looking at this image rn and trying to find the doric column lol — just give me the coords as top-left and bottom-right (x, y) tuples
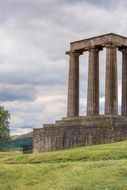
(87, 47), (100, 115)
(105, 45), (118, 115)
(121, 48), (127, 115)
(67, 51), (80, 117)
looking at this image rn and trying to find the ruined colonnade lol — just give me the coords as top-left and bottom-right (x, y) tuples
(67, 37), (127, 117)
(33, 33), (127, 153)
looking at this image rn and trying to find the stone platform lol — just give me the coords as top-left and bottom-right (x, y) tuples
(33, 115), (127, 152)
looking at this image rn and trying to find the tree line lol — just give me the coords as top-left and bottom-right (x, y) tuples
(0, 106), (10, 143)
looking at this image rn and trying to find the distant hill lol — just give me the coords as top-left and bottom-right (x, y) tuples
(11, 131), (33, 140)
(0, 131), (33, 151)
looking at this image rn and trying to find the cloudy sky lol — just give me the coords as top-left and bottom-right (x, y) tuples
(0, 0), (127, 135)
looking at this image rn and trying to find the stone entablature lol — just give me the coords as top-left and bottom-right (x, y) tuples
(70, 33), (127, 51)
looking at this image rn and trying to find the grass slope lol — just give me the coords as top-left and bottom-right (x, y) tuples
(0, 141), (127, 190)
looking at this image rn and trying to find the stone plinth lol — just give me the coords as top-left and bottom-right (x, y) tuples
(33, 116), (127, 152)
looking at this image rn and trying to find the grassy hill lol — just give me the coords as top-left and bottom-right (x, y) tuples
(0, 141), (127, 190)
(11, 131), (33, 140)
(0, 132), (33, 151)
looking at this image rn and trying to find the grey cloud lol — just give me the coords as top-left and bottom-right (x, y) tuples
(0, 0), (63, 22)
(0, 0), (126, 134)
(62, 0), (127, 10)
(0, 84), (37, 101)
(0, 65), (67, 85)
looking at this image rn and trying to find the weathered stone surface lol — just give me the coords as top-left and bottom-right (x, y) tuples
(33, 116), (127, 152)
(67, 52), (80, 117)
(105, 45), (118, 115)
(121, 48), (127, 115)
(70, 33), (127, 52)
(87, 47), (100, 115)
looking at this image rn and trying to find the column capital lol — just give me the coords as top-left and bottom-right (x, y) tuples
(119, 48), (127, 53)
(118, 46), (127, 52)
(66, 50), (83, 56)
(88, 45), (103, 52)
(105, 44), (118, 49)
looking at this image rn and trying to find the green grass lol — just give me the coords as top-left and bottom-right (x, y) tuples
(0, 140), (127, 164)
(0, 141), (127, 190)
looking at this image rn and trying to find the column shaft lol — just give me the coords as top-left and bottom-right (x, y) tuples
(121, 49), (127, 115)
(67, 52), (80, 117)
(87, 48), (99, 115)
(105, 45), (118, 115)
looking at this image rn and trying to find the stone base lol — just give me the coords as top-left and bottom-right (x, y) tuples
(33, 115), (127, 152)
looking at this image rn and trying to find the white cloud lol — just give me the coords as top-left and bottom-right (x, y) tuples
(0, 0), (126, 134)
(1, 84), (67, 135)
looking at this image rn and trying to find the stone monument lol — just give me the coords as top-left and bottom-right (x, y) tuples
(33, 33), (127, 152)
